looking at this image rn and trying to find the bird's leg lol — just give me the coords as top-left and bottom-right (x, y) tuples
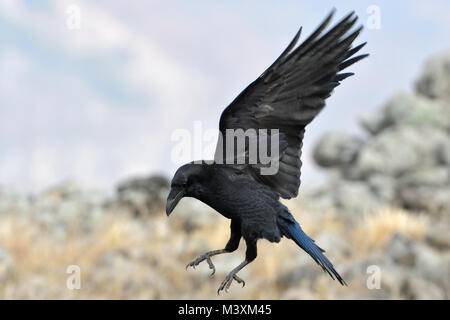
(217, 238), (256, 294)
(186, 219), (241, 276)
(186, 249), (227, 276)
(217, 260), (249, 294)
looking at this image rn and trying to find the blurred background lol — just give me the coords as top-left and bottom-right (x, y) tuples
(0, 0), (449, 299)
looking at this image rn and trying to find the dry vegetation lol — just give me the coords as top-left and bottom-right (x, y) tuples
(0, 197), (443, 299)
(352, 208), (428, 254)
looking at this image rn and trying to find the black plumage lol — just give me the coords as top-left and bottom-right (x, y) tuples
(166, 10), (367, 293)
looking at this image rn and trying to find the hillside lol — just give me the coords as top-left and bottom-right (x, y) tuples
(0, 51), (449, 299)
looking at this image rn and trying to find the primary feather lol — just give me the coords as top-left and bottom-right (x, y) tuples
(215, 9), (368, 199)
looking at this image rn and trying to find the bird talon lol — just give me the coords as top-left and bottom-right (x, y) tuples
(217, 272), (245, 294)
(233, 274), (245, 287)
(186, 254), (216, 276)
(206, 257), (216, 276)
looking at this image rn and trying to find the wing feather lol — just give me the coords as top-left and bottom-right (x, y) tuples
(215, 10), (368, 198)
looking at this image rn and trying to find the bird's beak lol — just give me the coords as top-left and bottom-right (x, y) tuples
(166, 187), (185, 216)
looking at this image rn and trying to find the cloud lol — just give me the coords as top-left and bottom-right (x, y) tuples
(0, 1), (449, 193)
(0, 0), (207, 192)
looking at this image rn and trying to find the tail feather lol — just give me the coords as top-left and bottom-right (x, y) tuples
(278, 209), (347, 286)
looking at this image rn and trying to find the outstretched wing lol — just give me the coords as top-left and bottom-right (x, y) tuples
(214, 10), (368, 199)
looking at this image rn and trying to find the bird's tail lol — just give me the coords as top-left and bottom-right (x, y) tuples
(277, 207), (347, 285)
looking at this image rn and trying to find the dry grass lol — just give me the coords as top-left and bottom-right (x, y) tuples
(282, 199), (343, 235)
(352, 207), (428, 254)
(0, 204), (434, 299)
(0, 214), (136, 274)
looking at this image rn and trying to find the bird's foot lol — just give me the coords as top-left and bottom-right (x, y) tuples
(217, 271), (245, 295)
(186, 253), (216, 276)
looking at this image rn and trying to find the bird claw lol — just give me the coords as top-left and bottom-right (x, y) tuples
(217, 273), (245, 295)
(186, 255), (216, 276)
(206, 257), (216, 276)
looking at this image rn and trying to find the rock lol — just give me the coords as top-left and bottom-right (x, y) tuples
(116, 174), (170, 216)
(313, 132), (363, 167)
(440, 256), (450, 292)
(386, 233), (416, 267)
(29, 181), (108, 238)
(400, 277), (445, 300)
(313, 52), (450, 215)
(426, 234), (450, 251)
(355, 125), (446, 178)
(0, 247), (15, 284)
(300, 177), (383, 216)
(331, 180), (382, 215)
(297, 178), (339, 212)
(437, 139), (450, 165)
(276, 265), (319, 289)
(426, 218), (450, 251)
(0, 187), (31, 214)
(399, 167), (450, 188)
(40, 180), (83, 203)
(399, 186), (450, 213)
(359, 109), (388, 135)
(395, 167), (450, 213)
(367, 175), (397, 203)
(314, 231), (352, 258)
(171, 197), (220, 232)
(412, 243), (448, 285)
(361, 92), (450, 135)
(342, 250), (402, 295)
(343, 234), (449, 300)
(386, 233), (448, 286)
(416, 49), (450, 101)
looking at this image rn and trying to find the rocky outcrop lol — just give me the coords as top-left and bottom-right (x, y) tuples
(416, 49), (450, 101)
(114, 174), (170, 216)
(311, 51), (450, 216)
(313, 132), (363, 168)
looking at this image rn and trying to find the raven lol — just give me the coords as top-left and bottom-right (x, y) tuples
(166, 10), (368, 294)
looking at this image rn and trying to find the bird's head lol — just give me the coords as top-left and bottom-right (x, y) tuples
(165, 162), (207, 216)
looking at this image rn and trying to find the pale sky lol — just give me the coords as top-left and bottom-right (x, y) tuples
(0, 0), (449, 193)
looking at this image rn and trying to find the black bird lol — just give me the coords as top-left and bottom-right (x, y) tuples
(166, 10), (368, 294)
